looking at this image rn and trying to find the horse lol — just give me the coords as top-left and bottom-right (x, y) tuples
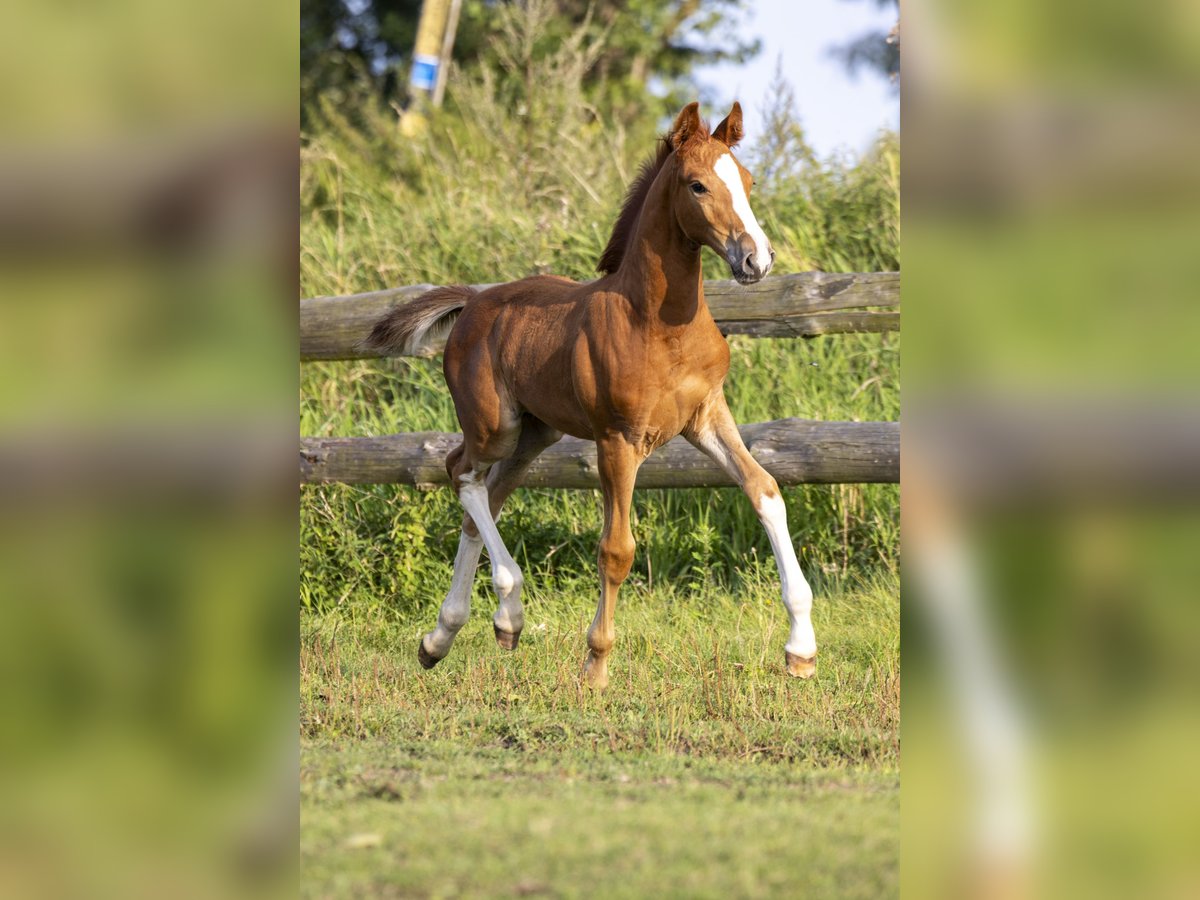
(366, 101), (817, 689)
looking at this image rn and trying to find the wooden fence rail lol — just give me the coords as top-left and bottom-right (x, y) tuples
(301, 272), (900, 487)
(300, 271), (899, 361)
(301, 418), (899, 488)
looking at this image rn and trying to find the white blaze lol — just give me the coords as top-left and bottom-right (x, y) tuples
(714, 153), (771, 267)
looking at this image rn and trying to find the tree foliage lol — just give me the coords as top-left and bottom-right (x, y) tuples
(829, 0), (899, 87)
(301, 0), (759, 124)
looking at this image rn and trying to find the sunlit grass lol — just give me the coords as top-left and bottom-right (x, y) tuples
(302, 576), (899, 761)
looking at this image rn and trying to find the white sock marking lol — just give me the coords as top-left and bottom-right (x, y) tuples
(758, 493), (816, 658)
(916, 530), (1033, 860)
(714, 153), (771, 266)
(690, 424), (812, 657)
(424, 530), (483, 657)
(458, 477), (525, 635)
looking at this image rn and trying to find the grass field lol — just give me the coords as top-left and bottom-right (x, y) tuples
(301, 575), (899, 897)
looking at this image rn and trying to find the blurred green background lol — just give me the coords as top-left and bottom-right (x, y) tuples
(20, 0), (1200, 897)
(904, 1), (1200, 898)
(0, 1), (296, 898)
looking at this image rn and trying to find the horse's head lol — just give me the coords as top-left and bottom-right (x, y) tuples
(667, 101), (774, 284)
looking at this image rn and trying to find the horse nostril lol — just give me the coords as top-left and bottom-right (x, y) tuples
(769, 248), (776, 262)
(743, 252), (756, 272)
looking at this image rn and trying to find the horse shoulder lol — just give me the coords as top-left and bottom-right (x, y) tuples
(684, 315), (731, 381)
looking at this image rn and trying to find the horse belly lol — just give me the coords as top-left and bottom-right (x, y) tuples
(506, 344), (594, 439)
(518, 393), (594, 442)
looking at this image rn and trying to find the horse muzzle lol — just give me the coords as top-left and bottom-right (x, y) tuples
(726, 233), (775, 284)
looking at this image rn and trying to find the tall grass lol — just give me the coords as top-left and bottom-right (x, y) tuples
(300, 6), (899, 617)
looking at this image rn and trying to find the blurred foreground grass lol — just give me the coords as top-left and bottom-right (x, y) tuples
(303, 742), (898, 899)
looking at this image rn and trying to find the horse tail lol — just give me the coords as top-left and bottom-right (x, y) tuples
(362, 285), (478, 357)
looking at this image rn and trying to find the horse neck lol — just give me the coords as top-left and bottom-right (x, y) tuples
(616, 173), (704, 325)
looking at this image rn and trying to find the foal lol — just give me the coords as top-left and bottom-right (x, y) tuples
(367, 102), (817, 688)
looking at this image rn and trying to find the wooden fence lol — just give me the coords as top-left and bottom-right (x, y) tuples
(300, 272), (900, 487)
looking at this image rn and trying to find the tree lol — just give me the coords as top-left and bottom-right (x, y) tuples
(829, 0), (899, 88)
(301, 0), (424, 115)
(301, 0), (760, 124)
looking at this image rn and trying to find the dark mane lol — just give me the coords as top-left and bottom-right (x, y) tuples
(596, 137), (674, 275)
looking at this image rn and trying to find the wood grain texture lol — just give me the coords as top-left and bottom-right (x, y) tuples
(300, 418), (899, 487)
(300, 272), (900, 361)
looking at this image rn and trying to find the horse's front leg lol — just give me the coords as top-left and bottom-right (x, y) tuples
(582, 436), (642, 690)
(685, 391), (817, 678)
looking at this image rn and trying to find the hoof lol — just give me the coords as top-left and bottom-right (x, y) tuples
(416, 636), (442, 670)
(581, 656), (609, 691)
(493, 624), (520, 651)
(581, 673), (609, 691)
(785, 651), (817, 679)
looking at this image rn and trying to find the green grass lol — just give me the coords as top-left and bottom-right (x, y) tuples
(301, 576), (899, 896)
(303, 743), (898, 899)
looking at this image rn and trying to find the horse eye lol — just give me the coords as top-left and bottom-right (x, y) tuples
(690, 181), (707, 195)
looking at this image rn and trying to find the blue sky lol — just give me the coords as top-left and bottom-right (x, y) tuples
(695, 0), (899, 159)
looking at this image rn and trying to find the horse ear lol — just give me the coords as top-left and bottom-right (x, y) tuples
(714, 101), (744, 148)
(668, 102), (702, 150)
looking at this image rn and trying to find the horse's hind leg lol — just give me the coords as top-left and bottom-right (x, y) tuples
(417, 418), (560, 668)
(473, 416), (561, 648)
(417, 443), (481, 667)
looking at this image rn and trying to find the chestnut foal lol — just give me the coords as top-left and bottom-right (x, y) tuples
(367, 102), (817, 687)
